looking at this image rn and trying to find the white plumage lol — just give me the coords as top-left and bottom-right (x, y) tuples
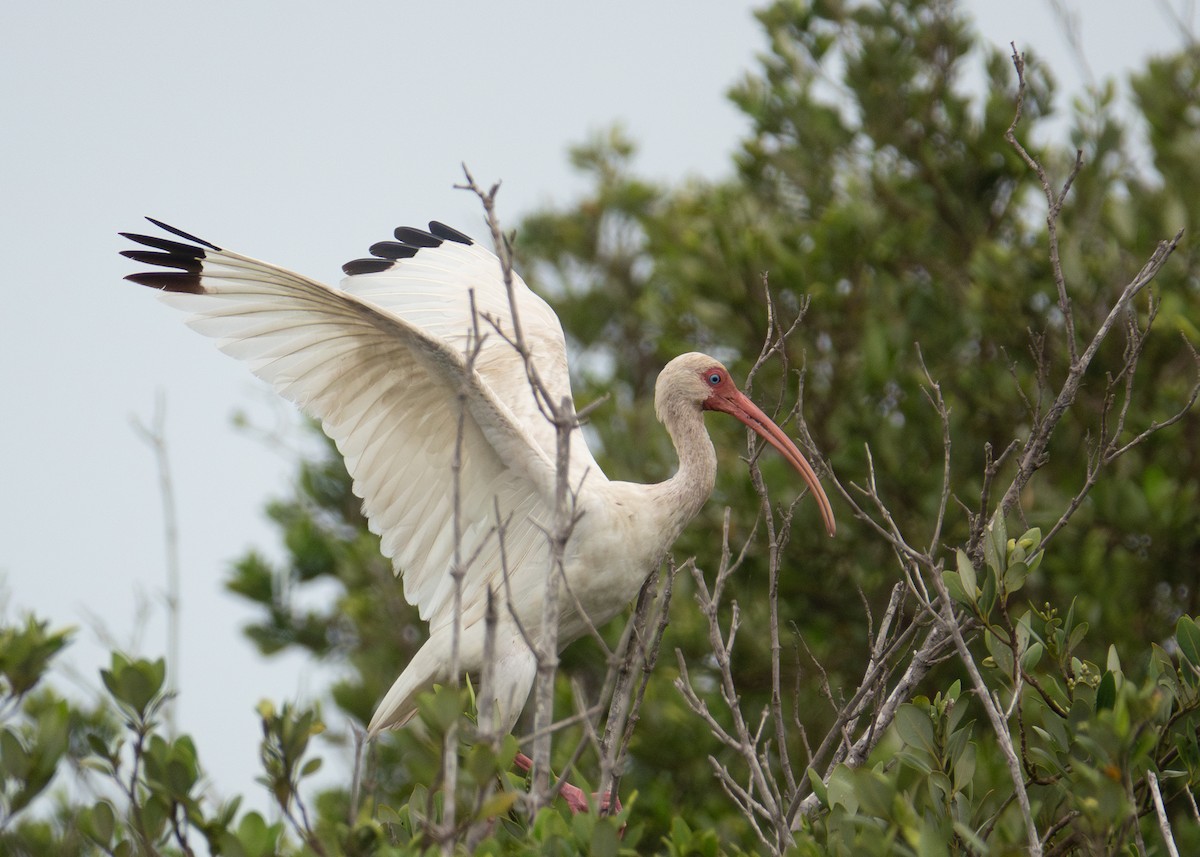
(121, 218), (835, 738)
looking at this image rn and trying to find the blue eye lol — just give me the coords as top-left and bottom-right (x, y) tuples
(708, 372), (722, 385)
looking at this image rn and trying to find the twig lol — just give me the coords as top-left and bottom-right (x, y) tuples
(792, 620), (950, 822)
(1000, 227), (1185, 516)
(1005, 44), (1083, 365)
(597, 566), (668, 812)
(349, 727), (365, 824)
(458, 167), (586, 814)
(929, 568), (1042, 855)
(1148, 770), (1180, 857)
(131, 390), (181, 738)
(438, 285), (486, 848)
(676, 508), (801, 851)
(915, 346), (954, 556)
(606, 561), (677, 807)
(742, 371), (798, 801)
(477, 588), (499, 744)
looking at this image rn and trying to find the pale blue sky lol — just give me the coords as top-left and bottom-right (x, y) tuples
(1, 0), (1191, 816)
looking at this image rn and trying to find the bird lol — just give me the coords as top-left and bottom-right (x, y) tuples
(119, 217), (836, 745)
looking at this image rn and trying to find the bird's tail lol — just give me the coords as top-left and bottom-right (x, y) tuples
(366, 642), (443, 738)
(366, 623), (540, 739)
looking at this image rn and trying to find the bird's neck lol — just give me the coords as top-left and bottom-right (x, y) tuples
(651, 402), (718, 541)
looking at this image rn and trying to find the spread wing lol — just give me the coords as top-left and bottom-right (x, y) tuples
(121, 219), (598, 635)
(338, 223), (599, 483)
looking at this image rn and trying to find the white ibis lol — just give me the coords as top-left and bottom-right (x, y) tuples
(120, 218), (836, 745)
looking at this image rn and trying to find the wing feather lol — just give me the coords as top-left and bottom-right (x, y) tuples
(339, 234), (599, 483)
(123, 221), (588, 632)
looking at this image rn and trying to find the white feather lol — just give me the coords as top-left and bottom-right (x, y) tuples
(147, 236), (599, 731)
(125, 220), (834, 739)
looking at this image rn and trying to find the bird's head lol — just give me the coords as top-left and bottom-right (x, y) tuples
(656, 352), (836, 537)
(654, 352), (728, 416)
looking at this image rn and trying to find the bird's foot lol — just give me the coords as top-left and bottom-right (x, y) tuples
(513, 752), (622, 816)
(559, 780), (622, 816)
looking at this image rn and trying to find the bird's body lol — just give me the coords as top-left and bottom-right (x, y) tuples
(121, 218), (834, 739)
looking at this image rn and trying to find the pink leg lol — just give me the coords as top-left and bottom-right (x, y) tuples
(513, 752), (621, 815)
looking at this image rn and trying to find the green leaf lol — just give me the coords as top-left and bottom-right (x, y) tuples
(1002, 560), (1029, 595)
(477, 790), (518, 820)
(897, 748), (934, 775)
(806, 766), (828, 808)
(984, 513), (1007, 573)
(417, 685), (464, 732)
(1015, 613), (1031, 653)
(1021, 641), (1045, 671)
(81, 800), (116, 845)
(956, 548), (977, 602)
(942, 570), (969, 606)
(222, 811), (279, 857)
(826, 765), (859, 814)
(99, 652), (130, 699)
(225, 553), (276, 605)
(140, 792), (168, 841)
(952, 820), (989, 854)
(101, 655), (166, 718)
(979, 567), (998, 619)
(1096, 671), (1117, 711)
(895, 704), (937, 757)
(1028, 746), (1068, 777)
(86, 731), (115, 762)
(1150, 643), (1179, 695)
(1068, 621), (1090, 654)
(952, 742), (976, 792)
(993, 513), (1008, 554)
(1017, 527), (1042, 551)
(170, 755), (200, 798)
(984, 628), (1014, 675)
(0, 617), (74, 698)
(1176, 616), (1200, 669)
(669, 816), (692, 848)
(0, 727), (30, 779)
(852, 767), (896, 818)
(590, 817), (621, 857)
(1106, 644), (1122, 676)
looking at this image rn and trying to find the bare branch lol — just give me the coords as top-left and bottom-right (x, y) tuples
(929, 568), (1042, 855)
(997, 227), (1183, 519)
(457, 170), (593, 813)
(130, 390), (182, 738)
(1006, 44), (1083, 364)
(1148, 770), (1181, 857)
(599, 563), (677, 812)
(915, 346), (954, 556)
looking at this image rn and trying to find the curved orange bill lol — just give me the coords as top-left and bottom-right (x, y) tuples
(707, 389), (836, 537)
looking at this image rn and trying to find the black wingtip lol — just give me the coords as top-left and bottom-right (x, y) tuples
(392, 226), (442, 248)
(429, 221), (472, 245)
(124, 271), (205, 293)
(342, 258), (396, 276)
(339, 221), (473, 276)
(144, 217), (221, 251)
(120, 232), (208, 258)
(119, 249), (202, 272)
(369, 241), (420, 260)
(121, 219), (217, 290)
